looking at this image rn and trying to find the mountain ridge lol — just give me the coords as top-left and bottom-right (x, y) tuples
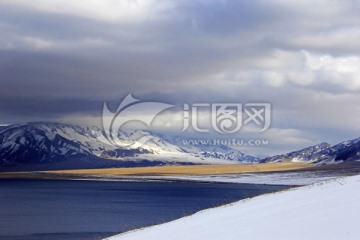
(0, 122), (258, 170)
(261, 138), (360, 164)
(0, 122), (359, 171)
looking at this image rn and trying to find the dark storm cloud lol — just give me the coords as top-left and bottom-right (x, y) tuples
(176, 0), (277, 35)
(1, 0), (360, 153)
(0, 96), (102, 118)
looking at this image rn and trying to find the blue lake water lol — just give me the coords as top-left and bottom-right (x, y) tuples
(0, 180), (291, 240)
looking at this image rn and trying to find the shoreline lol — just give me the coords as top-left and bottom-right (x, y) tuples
(0, 162), (311, 180)
(1, 162), (359, 186)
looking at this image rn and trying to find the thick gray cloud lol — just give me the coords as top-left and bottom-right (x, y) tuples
(0, 0), (359, 155)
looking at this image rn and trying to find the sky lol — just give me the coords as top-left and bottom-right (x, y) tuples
(0, 0), (360, 156)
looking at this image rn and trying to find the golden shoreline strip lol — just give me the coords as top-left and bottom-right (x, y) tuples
(50, 162), (310, 176)
(0, 163), (311, 179)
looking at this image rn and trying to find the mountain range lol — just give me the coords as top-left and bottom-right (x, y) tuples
(0, 122), (359, 171)
(0, 122), (258, 171)
(261, 138), (360, 164)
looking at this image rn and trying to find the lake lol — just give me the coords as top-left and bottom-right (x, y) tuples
(0, 180), (291, 240)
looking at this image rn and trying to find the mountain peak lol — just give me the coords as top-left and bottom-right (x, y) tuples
(317, 142), (331, 148)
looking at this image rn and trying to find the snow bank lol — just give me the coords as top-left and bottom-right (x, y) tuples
(127, 171), (341, 185)
(105, 175), (360, 240)
(95, 171), (345, 185)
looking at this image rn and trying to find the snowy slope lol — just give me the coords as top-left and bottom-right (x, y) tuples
(121, 171), (345, 185)
(105, 175), (360, 240)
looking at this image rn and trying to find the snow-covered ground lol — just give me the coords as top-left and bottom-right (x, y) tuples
(90, 170), (348, 185)
(105, 175), (360, 240)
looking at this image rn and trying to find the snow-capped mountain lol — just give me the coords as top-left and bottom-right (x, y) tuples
(0, 122), (258, 170)
(0, 122), (122, 168)
(310, 137), (360, 164)
(261, 142), (331, 163)
(261, 138), (360, 164)
(2, 122), (357, 170)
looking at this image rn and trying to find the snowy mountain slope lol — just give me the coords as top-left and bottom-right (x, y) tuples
(105, 175), (360, 240)
(0, 122), (257, 168)
(261, 142), (331, 163)
(0, 123), (95, 165)
(261, 138), (360, 165)
(311, 137), (360, 164)
(1, 122), (357, 169)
